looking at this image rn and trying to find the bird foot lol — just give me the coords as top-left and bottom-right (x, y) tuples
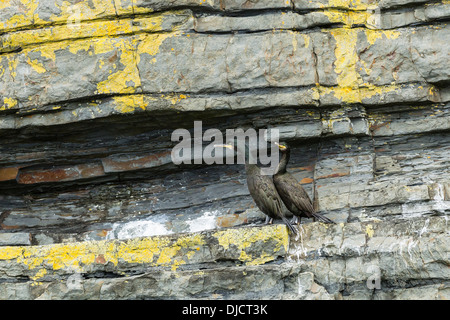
(290, 216), (301, 226)
(264, 216), (274, 225)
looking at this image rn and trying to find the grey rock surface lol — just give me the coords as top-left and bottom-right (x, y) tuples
(0, 0), (449, 300)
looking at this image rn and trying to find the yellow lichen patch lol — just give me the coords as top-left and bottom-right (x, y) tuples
(302, 33), (310, 49)
(1, 97), (19, 111)
(44, 0), (116, 29)
(31, 268), (47, 281)
(0, 1), (190, 34)
(26, 57), (46, 74)
(96, 40), (141, 94)
(0, 0), (38, 32)
(323, 9), (369, 27)
(145, 233), (205, 270)
(322, 10), (346, 25)
(112, 95), (146, 113)
(291, 31), (298, 52)
(319, 84), (400, 104)
(0, 0), (120, 33)
(329, 28), (360, 89)
(1, 20), (127, 54)
(319, 86), (360, 104)
(17, 241), (96, 271)
(327, 0), (375, 11)
(0, 11), (191, 54)
(111, 236), (163, 265)
(137, 32), (175, 57)
(287, 31), (310, 51)
(7, 56), (18, 78)
(365, 224), (375, 238)
(324, 27), (402, 103)
(163, 93), (189, 105)
(0, 226), (289, 279)
(156, 246), (179, 265)
(112, 0), (134, 15)
(428, 85), (440, 101)
(15, 35), (140, 95)
(213, 224), (289, 265)
(310, 86), (321, 102)
(133, 4), (155, 15)
(0, 246), (23, 260)
(358, 84), (400, 100)
(365, 29), (400, 46)
(0, 232), (208, 278)
(246, 253), (277, 266)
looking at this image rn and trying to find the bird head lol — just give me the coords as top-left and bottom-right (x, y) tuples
(213, 143), (234, 151)
(274, 141), (289, 152)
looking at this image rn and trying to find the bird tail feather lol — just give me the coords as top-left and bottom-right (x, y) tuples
(282, 216), (298, 235)
(312, 212), (335, 224)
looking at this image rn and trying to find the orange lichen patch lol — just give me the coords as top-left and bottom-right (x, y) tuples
(97, 230), (109, 238)
(299, 165), (315, 172)
(300, 177), (314, 184)
(316, 172), (350, 179)
(101, 150), (172, 173)
(95, 254), (107, 264)
(0, 167), (20, 182)
(216, 214), (248, 228)
(17, 163), (105, 184)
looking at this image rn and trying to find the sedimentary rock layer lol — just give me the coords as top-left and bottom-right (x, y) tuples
(0, 0), (449, 300)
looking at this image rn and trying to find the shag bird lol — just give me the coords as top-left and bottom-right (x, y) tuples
(273, 142), (335, 224)
(215, 141), (298, 234)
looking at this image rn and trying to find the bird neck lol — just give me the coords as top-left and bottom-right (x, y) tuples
(276, 150), (290, 174)
(245, 162), (260, 175)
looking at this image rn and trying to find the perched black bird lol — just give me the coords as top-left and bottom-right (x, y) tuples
(215, 141), (297, 234)
(273, 142), (335, 225)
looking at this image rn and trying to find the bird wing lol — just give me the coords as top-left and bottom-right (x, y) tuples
(274, 173), (315, 215)
(247, 173), (283, 219)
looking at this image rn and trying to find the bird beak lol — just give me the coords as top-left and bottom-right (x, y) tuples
(214, 144), (234, 150)
(273, 142), (285, 150)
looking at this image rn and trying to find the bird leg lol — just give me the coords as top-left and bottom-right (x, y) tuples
(290, 216), (301, 225)
(265, 216), (273, 225)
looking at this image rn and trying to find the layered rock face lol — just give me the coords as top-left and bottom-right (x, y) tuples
(0, 0), (449, 299)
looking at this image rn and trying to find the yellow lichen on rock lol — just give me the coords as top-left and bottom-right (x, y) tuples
(0, 226), (288, 279)
(329, 28), (361, 89)
(323, 27), (401, 104)
(365, 29), (401, 46)
(0, 232), (206, 278)
(26, 57), (46, 74)
(326, 0), (377, 11)
(137, 32), (176, 57)
(0, 0), (38, 32)
(213, 224), (289, 265)
(112, 95), (146, 113)
(1, 97), (18, 111)
(96, 39), (141, 95)
(0, 10), (192, 54)
(366, 224), (375, 238)
(0, 0), (117, 33)
(319, 0), (404, 105)
(323, 9), (369, 27)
